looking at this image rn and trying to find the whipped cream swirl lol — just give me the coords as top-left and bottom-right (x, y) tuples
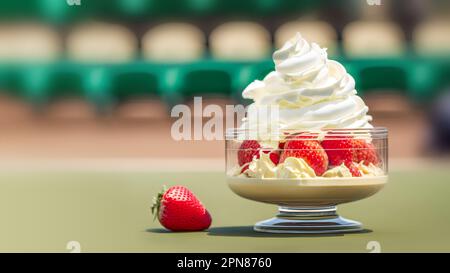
(241, 33), (373, 131)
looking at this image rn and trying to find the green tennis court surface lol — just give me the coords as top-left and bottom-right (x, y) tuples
(0, 169), (449, 252)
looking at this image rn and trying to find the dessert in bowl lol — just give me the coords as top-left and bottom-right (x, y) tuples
(225, 33), (388, 234)
(226, 128), (388, 234)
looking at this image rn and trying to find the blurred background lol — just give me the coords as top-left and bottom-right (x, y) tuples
(0, 0), (449, 170)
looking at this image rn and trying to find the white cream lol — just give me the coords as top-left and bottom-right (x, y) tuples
(322, 163), (353, 178)
(228, 164), (248, 177)
(276, 157), (316, 178)
(235, 157), (385, 179)
(357, 162), (385, 176)
(240, 33), (373, 132)
(244, 151), (277, 178)
(242, 154), (316, 179)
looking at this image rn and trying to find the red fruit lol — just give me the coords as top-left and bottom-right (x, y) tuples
(321, 138), (355, 166)
(352, 139), (379, 165)
(238, 140), (279, 167)
(237, 140), (261, 166)
(240, 150), (279, 174)
(268, 151), (280, 165)
(285, 132), (320, 141)
(151, 186), (212, 232)
(279, 132), (319, 150)
(240, 164), (249, 174)
(280, 140), (328, 176)
(321, 137), (379, 167)
(261, 149), (280, 164)
(346, 162), (362, 177)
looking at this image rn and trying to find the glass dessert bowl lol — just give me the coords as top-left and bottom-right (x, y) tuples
(226, 128), (388, 234)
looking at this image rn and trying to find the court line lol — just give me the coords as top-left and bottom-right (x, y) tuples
(0, 157), (447, 172)
(0, 158), (225, 172)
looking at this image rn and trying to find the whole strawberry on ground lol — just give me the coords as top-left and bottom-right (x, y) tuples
(152, 186), (211, 232)
(280, 139), (328, 176)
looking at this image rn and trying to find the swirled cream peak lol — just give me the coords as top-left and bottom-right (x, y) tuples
(241, 33), (372, 130)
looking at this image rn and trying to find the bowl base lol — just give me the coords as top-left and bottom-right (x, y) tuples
(254, 206), (362, 234)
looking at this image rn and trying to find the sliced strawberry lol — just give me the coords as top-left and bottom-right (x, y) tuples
(240, 164), (249, 174)
(152, 186), (212, 232)
(237, 140), (261, 166)
(261, 150), (280, 165)
(345, 162), (362, 177)
(269, 151), (280, 165)
(280, 140), (328, 176)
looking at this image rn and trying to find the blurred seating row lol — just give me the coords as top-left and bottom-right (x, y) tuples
(0, 20), (449, 112)
(0, 0), (326, 21)
(1, 20), (449, 62)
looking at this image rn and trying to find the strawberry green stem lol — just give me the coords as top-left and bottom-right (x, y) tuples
(151, 186), (167, 221)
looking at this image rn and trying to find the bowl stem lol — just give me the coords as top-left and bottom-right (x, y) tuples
(254, 205), (363, 234)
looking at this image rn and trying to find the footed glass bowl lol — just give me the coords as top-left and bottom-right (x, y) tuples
(225, 128), (388, 234)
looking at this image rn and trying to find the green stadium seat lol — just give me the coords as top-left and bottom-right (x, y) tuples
(182, 69), (231, 99)
(112, 72), (159, 101)
(20, 65), (52, 107)
(360, 66), (408, 93)
(408, 60), (439, 102)
(48, 71), (83, 99)
(82, 67), (115, 114)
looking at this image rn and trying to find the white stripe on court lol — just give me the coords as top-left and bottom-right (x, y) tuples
(0, 157), (447, 172)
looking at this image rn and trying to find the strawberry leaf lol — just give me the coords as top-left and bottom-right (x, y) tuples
(151, 185), (167, 221)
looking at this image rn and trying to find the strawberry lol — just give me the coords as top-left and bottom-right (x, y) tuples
(268, 151), (280, 165)
(321, 137), (355, 166)
(239, 150), (279, 174)
(346, 162), (362, 177)
(237, 140), (261, 166)
(151, 186), (212, 232)
(279, 132), (319, 150)
(280, 140), (328, 176)
(321, 137), (379, 167)
(238, 140), (279, 167)
(352, 139), (379, 166)
(240, 164), (249, 174)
